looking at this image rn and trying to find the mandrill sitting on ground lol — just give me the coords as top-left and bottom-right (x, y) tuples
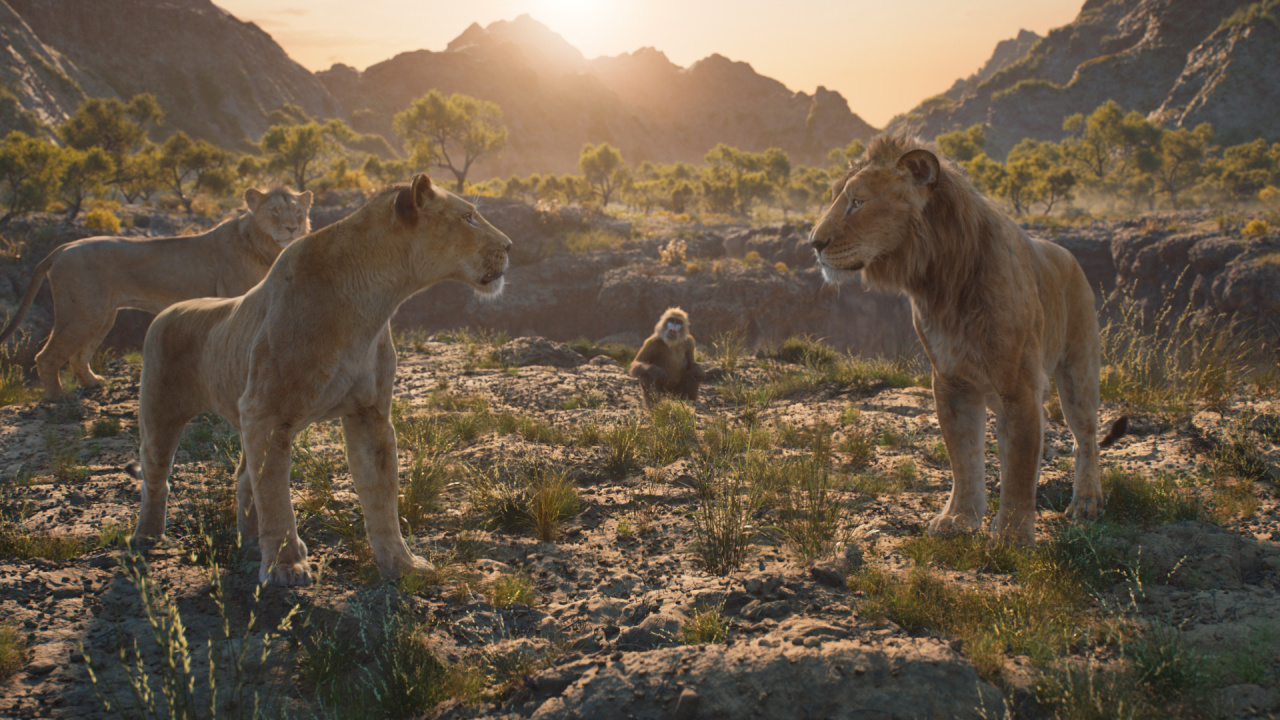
(628, 307), (706, 405)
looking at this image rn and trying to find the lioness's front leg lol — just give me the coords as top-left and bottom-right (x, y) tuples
(233, 451), (258, 545)
(990, 389), (1043, 544)
(928, 377), (987, 536)
(343, 407), (433, 580)
(241, 421), (310, 586)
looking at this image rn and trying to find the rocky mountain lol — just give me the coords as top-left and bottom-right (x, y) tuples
(1, 1), (875, 175)
(889, 0), (1278, 158)
(940, 29), (1042, 102)
(0, 0), (92, 136)
(318, 14), (877, 177)
(3, 0), (343, 150)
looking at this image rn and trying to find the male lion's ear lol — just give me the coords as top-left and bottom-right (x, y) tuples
(298, 190), (313, 211)
(244, 188), (265, 212)
(897, 149), (940, 188)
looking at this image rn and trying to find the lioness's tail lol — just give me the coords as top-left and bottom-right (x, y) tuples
(124, 461), (141, 479)
(1099, 415), (1128, 448)
(0, 245), (66, 345)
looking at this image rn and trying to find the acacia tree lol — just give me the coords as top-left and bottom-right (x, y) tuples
(261, 121), (333, 191)
(578, 142), (627, 206)
(157, 131), (232, 212)
(0, 131), (62, 225)
(1153, 124), (1213, 208)
(57, 147), (115, 221)
(394, 90), (508, 192)
(58, 94), (162, 188)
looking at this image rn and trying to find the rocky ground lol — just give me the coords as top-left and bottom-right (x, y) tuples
(0, 333), (1277, 719)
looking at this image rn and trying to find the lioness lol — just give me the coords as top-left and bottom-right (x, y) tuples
(810, 134), (1123, 543)
(0, 186), (312, 396)
(130, 174), (510, 586)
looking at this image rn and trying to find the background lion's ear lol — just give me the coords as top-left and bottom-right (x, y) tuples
(244, 187), (265, 212)
(298, 190), (313, 210)
(897, 149), (940, 188)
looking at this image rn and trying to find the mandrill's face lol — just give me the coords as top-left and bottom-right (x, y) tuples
(662, 318), (683, 344)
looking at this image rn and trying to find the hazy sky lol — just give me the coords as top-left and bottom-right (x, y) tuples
(217, 0), (1083, 127)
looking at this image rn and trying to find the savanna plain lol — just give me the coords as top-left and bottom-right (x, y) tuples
(0, 205), (1277, 720)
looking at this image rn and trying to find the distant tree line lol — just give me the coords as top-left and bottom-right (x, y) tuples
(935, 100), (1280, 214)
(3, 91), (1279, 230)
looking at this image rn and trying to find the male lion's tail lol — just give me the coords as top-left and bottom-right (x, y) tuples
(0, 245), (66, 345)
(1099, 415), (1128, 449)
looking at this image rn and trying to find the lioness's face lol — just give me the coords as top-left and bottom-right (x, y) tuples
(399, 176), (511, 297)
(250, 187), (313, 247)
(809, 155), (934, 285)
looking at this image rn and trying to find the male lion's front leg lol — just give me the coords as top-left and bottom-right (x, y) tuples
(928, 378), (988, 536)
(343, 407), (434, 579)
(241, 422), (311, 586)
(990, 390), (1043, 544)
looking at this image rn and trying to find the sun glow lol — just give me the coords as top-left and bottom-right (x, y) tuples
(526, 0), (630, 57)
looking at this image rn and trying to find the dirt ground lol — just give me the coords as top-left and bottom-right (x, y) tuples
(0, 338), (1277, 719)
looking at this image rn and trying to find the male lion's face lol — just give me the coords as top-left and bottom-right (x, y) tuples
(249, 187), (313, 247)
(809, 150), (938, 285)
(400, 175), (511, 297)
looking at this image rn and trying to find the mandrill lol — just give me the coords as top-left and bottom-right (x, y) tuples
(629, 307), (706, 404)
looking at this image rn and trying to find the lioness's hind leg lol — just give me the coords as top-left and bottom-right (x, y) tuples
(68, 309), (117, 390)
(133, 411), (196, 543)
(33, 338), (68, 396)
(343, 407), (433, 580)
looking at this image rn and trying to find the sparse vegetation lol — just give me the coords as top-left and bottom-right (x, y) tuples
(681, 604), (729, 645)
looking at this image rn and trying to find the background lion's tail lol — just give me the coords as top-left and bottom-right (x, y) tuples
(0, 245), (64, 345)
(1099, 415), (1128, 448)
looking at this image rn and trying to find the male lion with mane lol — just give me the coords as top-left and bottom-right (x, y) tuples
(128, 174), (511, 585)
(810, 134), (1124, 543)
(0, 186), (312, 396)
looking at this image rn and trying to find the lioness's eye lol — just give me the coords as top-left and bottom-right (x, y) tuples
(463, 212), (478, 227)
(846, 197), (864, 215)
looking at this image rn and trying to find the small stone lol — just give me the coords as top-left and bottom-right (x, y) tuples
(674, 688), (701, 720)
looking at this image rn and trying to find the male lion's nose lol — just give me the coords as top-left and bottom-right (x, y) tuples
(810, 232), (830, 252)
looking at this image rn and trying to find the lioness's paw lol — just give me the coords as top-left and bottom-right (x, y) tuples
(128, 532), (167, 550)
(927, 513), (982, 536)
(406, 555), (435, 576)
(990, 511), (1035, 545)
(1065, 494), (1103, 521)
(260, 561), (314, 587)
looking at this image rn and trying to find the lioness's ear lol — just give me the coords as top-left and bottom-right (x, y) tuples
(897, 149), (939, 188)
(412, 173), (436, 207)
(244, 188), (266, 212)
(298, 190), (313, 211)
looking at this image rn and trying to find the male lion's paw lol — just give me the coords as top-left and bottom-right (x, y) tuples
(1065, 494), (1103, 521)
(260, 560), (314, 587)
(927, 513), (982, 537)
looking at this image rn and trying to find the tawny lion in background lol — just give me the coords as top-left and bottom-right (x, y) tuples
(0, 186), (312, 396)
(128, 174), (511, 586)
(809, 134), (1125, 544)
(629, 307), (706, 405)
